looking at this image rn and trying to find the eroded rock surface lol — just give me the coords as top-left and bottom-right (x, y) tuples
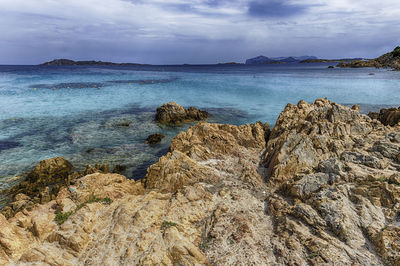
(1, 99), (400, 265)
(155, 102), (208, 125)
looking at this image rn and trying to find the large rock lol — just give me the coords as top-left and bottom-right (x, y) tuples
(144, 121), (269, 191)
(368, 107), (400, 126)
(27, 157), (73, 185)
(262, 99), (400, 265)
(3, 157), (73, 218)
(378, 107), (400, 126)
(263, 99), (375, 184)
(145, 133), (165, 145)
(155, 102), (208, 125)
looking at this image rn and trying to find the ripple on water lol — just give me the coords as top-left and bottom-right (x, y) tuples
(28, 78), (179, 90)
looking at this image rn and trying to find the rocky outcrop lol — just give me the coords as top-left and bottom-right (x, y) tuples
(2, 157), (74, 216)
(26, 157), (73, 186)
(369, 107), (400, 126)
(155, 102), (208, 125)
(146, 133), (165, 145)
(338, 46), (400, 69)
(1, 159), (114, 219)
(261, 98), (400, 265)
(144, 121), (269, 192)
(1, 99), (400, 265)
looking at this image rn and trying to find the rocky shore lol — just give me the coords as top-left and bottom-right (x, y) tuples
(1, 99), (400, 265)
(338, 46), (400, 70)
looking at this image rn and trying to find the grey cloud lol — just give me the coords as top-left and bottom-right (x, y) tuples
(247, 0), (308, 18)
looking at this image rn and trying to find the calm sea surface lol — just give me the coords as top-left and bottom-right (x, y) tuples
(1, 63), (399, 196)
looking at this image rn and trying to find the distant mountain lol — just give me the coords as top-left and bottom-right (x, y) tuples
(300, 58), (363, 63)
(245, 55), (317, 65)
(40, 59), (149, 66)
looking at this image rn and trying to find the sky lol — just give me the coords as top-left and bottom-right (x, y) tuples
(0, 0), (400, 64)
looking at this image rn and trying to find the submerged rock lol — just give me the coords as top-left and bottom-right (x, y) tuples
(145, 133), (165, 145)
(0, 140), (21, 151)
(155, 102), (208, 125)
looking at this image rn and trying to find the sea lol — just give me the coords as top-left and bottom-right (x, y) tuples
(1, 63), (399, 206)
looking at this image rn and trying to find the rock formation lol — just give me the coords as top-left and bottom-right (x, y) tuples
(155, 102), (208, 125)
(1, 99), (400, 265)
(369, 107), (400, 127)
(1, 157), (74, 218)
(1, 158), (113, 219)
(146, 133), (165, 145)
(338, 46), (400, 69)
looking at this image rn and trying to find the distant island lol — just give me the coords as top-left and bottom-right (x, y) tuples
(245, 55), (317, 64)
(338, 46), (400, 70)
(40, 59), (149, 66)
(299, 58), (363, 63)
(217, 62), (243, 65)
(41, 49), (400, 69)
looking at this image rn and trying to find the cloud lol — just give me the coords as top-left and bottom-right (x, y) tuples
(0, 0), (400, 64)
(248, 0), (308, 18)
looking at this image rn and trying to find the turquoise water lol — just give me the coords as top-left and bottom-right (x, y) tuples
(0, 63), (399, 192)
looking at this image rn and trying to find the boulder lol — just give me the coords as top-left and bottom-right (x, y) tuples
(4, 157), (73, 217)
(27, 157), (73, 185)
(155, 102), (208, 125)
(368, 111), (380, 120)
(378, 107), (400, 126)
(112, 164), (127, 174)
(84, 163), (109, 175)
(368, 107), (400, 126)
(146, 133), (165, 145)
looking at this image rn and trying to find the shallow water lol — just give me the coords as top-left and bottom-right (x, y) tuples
(0, 63), (399, 195)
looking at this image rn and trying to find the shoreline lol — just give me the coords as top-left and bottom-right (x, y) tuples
(1, 101), (399, 211)
(1, 98), (399, 264)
